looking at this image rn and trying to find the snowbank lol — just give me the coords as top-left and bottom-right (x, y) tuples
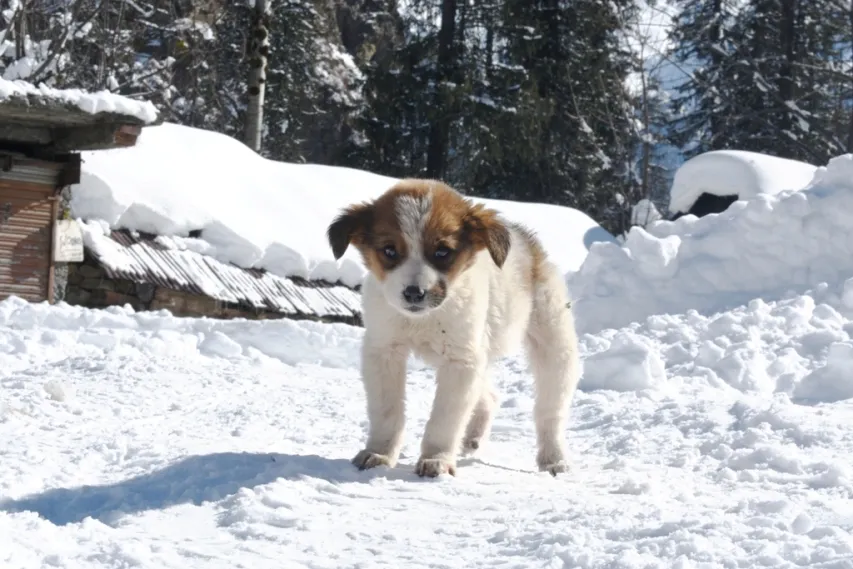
(0, 77), (159, 124)
(71, 123), (614, 288)
(669, 150), (817, 215)
(0, 295), (363, 370)
(568, 153), (853, 334)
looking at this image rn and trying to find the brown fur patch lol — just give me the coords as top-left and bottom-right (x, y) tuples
(326, 180), (431, 281)
(327, 178), (513, 284)
(326, 202), (373, 260)
(509, 221), (548, 288)
(394, 179), (512, 280)
(464, 202), (511, 268)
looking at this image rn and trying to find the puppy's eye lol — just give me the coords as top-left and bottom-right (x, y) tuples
(434, 246), (452, 259)
(383, 246), (397, 259)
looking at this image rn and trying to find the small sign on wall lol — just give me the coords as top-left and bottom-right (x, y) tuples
(54, 219), (84, 262)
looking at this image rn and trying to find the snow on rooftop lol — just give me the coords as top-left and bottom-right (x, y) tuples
(70, 122), (615, 289)
(0, 77), (159, 124)
(668, 149), (817, 215)
(569, 153), (853, 334)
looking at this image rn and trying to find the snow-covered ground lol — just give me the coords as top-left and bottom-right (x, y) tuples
(72, 122), (614, 288)
(3, 281), (853, 568)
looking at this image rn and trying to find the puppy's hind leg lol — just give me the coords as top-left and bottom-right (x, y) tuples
(352, 341), (410, 471)
(461, 382), (498, 456)
(524, 263), (581, 476)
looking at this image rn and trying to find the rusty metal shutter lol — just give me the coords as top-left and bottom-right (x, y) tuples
(0, 155), (62, 303)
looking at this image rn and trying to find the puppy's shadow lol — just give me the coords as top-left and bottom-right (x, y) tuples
(0, 451), (423, 527)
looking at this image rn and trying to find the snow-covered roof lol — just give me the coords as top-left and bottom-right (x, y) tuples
(70, 122), (615, 289)
(0, 77), (159, 125)
(88, 229), (362, 322)
(668, 150), (818, 215)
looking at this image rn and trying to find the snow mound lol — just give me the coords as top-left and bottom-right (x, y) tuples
(70, 123), (614, 288)
(0, 295), (363, 370)
(569, 154), (853, 334)
(630, 198), (662, 226)
(581, 332), (665, 392)
(793, 342), (853, 404)
(669, 150), (817, 215)
(579, 289), (853, 404)
(0, 77), (159, 124)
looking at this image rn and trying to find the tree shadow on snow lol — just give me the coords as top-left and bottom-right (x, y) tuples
(0, 451), (416, 526)
(584, 225), (617, 251)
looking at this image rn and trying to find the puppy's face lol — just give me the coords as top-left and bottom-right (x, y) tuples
(327, 179), (510, 317)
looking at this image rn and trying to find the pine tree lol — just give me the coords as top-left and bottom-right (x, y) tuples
(494, 0), (637, 225)
(667, 0), (744, 157)
(730, 0), (845, 163)
(668, 0), (846, 165)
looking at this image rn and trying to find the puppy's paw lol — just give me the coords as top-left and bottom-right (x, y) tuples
(352, 449), (394, 471)
(539, 460), (569, 476)
(537, 448), (569, 476)
(415, 455), (456, 478)
(460, 436), (482, 456)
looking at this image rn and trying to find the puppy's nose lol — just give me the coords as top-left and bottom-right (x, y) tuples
(403, 285), (426, 303)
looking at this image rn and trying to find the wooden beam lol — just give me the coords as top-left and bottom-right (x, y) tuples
(0, 123), (52, 146)
(51, 123), (141, 151)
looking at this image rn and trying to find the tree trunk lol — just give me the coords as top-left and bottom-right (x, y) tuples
(15, 0), (27, 61)
(708, 0), (722, 146)
(777, 0), (797, 138)
(244, 0), (270, 153)
(640, 60), (651, 202)
(426, 0), (457, 179)
(848, 1), (853, 152)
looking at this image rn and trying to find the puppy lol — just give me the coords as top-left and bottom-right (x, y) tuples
(326, 179), (581, 477)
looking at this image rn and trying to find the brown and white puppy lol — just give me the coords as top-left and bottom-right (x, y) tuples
(327, 179), (581, 477)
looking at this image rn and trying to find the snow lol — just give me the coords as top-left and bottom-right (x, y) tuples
(10, 139), (853, 566)
(568, 153), (853, 334)
(0, 76), (159, 124)
(630, 197), (663, 226)
(4, 274), (853, 567)
(668, 149), (818, 215)
(70, 122), (615, 288)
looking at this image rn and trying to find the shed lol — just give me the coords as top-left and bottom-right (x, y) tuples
(0, 79), (159, 303)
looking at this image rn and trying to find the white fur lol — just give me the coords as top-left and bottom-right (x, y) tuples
(351, 196), (581, 477)
(380, 192), (443, 314)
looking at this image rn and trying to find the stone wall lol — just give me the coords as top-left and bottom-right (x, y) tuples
(65, 255), (148, 311)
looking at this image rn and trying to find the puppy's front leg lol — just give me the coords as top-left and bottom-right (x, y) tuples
(416, 356), (484, 477)
(352, 342), (409, 471)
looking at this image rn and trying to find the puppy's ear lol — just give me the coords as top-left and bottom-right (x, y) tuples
(465, 203), (511, 268)
(327, 202), (373, 260)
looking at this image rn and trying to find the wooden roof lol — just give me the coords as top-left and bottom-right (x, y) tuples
(0, 91), (161, 153)
(87, 229), (363, 325)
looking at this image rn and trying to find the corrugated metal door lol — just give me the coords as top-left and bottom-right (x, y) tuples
(0, 156), (62, 303)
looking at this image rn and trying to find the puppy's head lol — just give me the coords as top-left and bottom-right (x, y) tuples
(326, 179), (510, 317)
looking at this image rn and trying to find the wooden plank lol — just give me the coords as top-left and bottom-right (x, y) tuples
(0, 187), (52, 302)
(48, 197), (57, 302)
(0, 260), (52, 272)
(0, 181), (55, 195)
